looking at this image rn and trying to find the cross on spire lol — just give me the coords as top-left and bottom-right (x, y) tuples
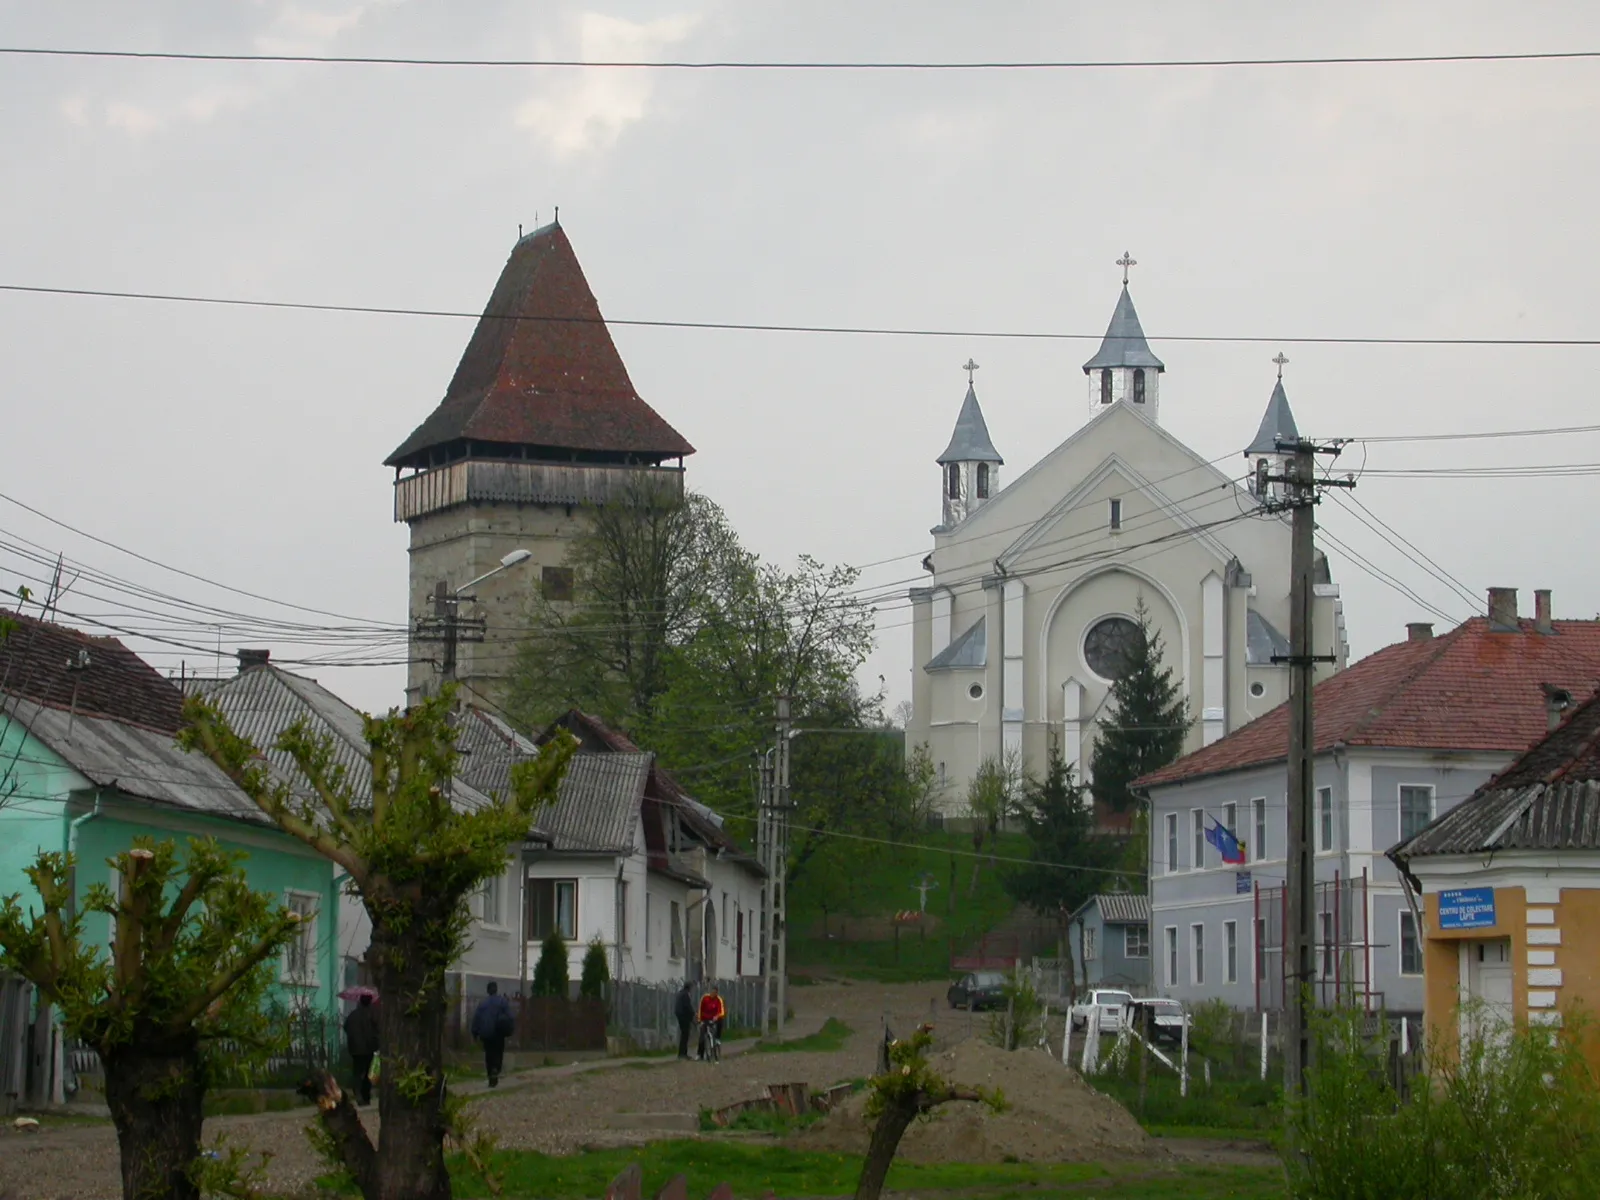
(1272, 351), (1290, 380)
(1117, 251), (1137, 286)
(962, 358), (980, 384)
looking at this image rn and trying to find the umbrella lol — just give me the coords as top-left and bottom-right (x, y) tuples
(338, 986), (379, 1003)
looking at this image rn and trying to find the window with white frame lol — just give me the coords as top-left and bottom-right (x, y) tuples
(670, 900), (684, 959)
(1253, 797), (1268, 861)
(1318, 787), (1334, 852)
(1400, 785), (1434, 841)
(1165, 926), (1178, 987)
(1192, 809), (1205, 870)
(1399, 912), (1422, 976)
(1125, 924), (1149, 958)
(1083, 925), (1098, 962)
(478, 872), (503, 927)
(1165, 812), (1179, 874)
(283, 890), (320, 985)
(527, 878), (576, 941)
(645, 893), (653, 954)
(1222, 801), (1238, 842)
(1191, 923), (1205, 985)
(1225, 920), (1238, 984)
(1319, 911), (1334, 977)
(1109, 498), (1122, 531)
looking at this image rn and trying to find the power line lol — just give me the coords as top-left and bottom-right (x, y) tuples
(6, 282), (1600, 348)
(4, 46), (1598, 71)
(1351, 422), (1600, 443)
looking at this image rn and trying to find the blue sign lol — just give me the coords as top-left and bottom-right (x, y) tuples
(1439, 887), (1497, 930)
(1235, 871), (1252, 895)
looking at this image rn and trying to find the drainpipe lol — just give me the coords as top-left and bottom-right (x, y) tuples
(66, 794), (104, 915)
(54, 794), (102, 1105)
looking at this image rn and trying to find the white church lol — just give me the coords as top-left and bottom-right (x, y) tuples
(906, 261), (1349, 818)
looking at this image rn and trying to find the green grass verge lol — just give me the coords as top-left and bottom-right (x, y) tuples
(1094, 1072), (1282, 1134)
(440, 1142), (1282, 1199)
(754, 1017), (852, 1054)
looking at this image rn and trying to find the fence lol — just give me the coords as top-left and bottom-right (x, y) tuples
(1, 972), (31, 1115)
(1256, 870), (1385, 1012)
(609, 978), (765, 1052)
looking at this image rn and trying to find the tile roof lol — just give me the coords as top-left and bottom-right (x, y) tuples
(0, 610), (183, 733)
(936, 384), (1004, 465)
(1245, 380), (1300, 455)
(385, 223), (695, 469)
(926, 616), (987, 671)
(1138, 615), (1600, 788)
(1081, 286), (1165, 373)
(1393, 687), (1600, 861)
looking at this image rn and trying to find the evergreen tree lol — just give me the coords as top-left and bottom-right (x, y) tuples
(1090, 597), (1190, 816)
(579, 938), (610, 1000)
(532, 929), (570, 997)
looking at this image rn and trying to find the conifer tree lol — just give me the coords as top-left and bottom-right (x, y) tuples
(533, 929), (570, 997)
(1089, 597), (1190, 816)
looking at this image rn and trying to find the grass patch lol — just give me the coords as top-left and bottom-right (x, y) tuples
(1148, 1124), (1282, 1147)
(1094, 1071), (1282, 1134)
(755, 1017), (852, 1054)
(698, 1107), (825, 1135)
(202, 1091), (304, 1116)
(441, 1142), (1283, 1199)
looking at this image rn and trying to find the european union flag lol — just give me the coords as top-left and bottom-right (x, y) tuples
(1205, 816), (1246, 865)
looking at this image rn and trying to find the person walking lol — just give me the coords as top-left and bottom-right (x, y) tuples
(697, 984), (726, 1061)
(674, 981), (695, 1060)
(471, 981), (515, 1087)
(342, 993), (379, 1105)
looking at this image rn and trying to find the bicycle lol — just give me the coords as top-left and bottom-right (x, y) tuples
(697, 1020), (722, 1063)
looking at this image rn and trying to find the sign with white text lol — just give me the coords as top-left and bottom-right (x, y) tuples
(1438, 887), (1497, 930)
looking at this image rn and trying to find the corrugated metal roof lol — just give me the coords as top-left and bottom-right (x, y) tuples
(925, 616), (987, 672)
(1245, 380), (1300, 456)
(535, 751), (652, 852)
(1081, 287), (1165, 373)
(1072, 892), (1150, 924)
(936, 384), (1003, 465)
(7, 698), (268, 825)
(1246, 610), (1290, 665)
(455, 707), (539, 801)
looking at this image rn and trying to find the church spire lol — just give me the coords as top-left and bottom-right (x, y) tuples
(936, 365), (1003, 529)
(1082, 253), (1165, 419)
(1246, 355), (1301, 501)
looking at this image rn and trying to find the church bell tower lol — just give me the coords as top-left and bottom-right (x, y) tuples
(935, 360), (1004, 530)
(1246, 353), (1301, 502)
(1082, 252), (1165, 421)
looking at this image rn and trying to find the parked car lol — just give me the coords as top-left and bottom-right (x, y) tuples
(947, 971), (1009, 1011)
(1127, 997), (1187, 1046)
(1069, 988), (1134, 1032)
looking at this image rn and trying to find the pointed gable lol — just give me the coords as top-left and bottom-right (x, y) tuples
(937, 384), (1004, 464)
(1246, 381), (1300, 455)
(386, 223), (695, 469)
(1081, 286), (1165, 373)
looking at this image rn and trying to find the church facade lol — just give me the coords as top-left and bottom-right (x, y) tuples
(907, 267), (1348, 817)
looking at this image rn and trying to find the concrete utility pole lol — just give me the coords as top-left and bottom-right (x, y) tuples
(757, 748), (774, 1032)
(773, 696), (793, 1038)
(1259, 436), (1353, 1103)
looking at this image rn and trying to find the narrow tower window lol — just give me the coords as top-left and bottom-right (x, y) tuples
(1133, 368), (1146, 403)
(1109, 498), (1122, 531)
(946, 462), (960, 500)
(1100, 369), (1113, 405)
(976, 463), (990, 499)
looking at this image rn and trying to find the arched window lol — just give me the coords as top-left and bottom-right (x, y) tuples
(976, 462), (990, 499)
(1133, 368), (1146, 404)
(946, 462), (960, 500)
(1100, 369), (1113, 404)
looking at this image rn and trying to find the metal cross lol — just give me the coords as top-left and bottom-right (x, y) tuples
(962, 358), (980, 384)
(1117, 251), (1137, 285)
(1272, 351), (1290, 380)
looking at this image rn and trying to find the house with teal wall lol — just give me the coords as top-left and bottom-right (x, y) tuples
(0, 613), (340, 1084)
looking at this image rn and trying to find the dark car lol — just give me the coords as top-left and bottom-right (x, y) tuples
(1127, 997), (1187, 1046)
(947, 970), (1009, 1011)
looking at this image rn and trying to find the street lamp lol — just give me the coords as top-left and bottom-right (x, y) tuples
(455, 548), (533, 597)
(414, 549), (535, 687)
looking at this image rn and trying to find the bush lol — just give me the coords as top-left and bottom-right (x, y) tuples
(986, 975), (1044, 1051)
(579, 938), (609, 1000)
(531, 930), (569, 997)
(1290, 1005), (1600, 1199)
(1187, 997), (1235, 1057)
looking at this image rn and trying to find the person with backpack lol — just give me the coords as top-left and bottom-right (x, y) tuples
(342, 993), (379, 1105)
(674, 980), (695, 1060)
(471, 981), (515, 1086)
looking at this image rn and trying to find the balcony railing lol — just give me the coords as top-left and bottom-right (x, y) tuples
(394, 460), (685, 522)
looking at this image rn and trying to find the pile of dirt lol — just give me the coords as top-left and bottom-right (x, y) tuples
(791, 1037), (1153, 1164)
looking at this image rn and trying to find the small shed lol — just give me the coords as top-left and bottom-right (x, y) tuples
(1069, 892), (1152, 991)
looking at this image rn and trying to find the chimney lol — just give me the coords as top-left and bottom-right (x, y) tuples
(237, 649), (271, 672)
(1406, 622), (1434, 642)
(1535, 589), (1553, 635)
(1487, 587), (1519, 632)
(1543, 683), (1572, 732)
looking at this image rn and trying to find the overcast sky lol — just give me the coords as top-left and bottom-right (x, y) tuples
(2, 0), (1598, 717)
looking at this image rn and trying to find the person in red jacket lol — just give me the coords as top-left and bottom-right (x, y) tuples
(696, 986), (725, 1060)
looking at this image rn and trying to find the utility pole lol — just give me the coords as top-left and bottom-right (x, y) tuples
(412, 582), (486, 693)
(772, 696), (793, 1039)
(757, 748), (774, 1033)
(1259, 432), (1353, 1104)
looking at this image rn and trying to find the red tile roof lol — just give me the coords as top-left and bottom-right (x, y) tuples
(0, 610), (183, 734)
(386, 224), (695, 468)
(1138, 617), (1600, 788)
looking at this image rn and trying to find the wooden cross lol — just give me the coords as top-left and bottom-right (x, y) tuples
(962, 358), (980, 384)
(1117, 251), (1137, 285)
(1272, 351), (1289, 380)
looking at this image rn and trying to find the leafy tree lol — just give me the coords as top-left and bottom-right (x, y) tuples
(1089, 597), (1190, 817)
(963, 752), (1020, 895)
(1002, 750), (1125, 999)
(532, 930), (570, 998)
(0, 838), (301, 1200)
(579, 938), (609, 1000)
(182, 687), (575, 1200)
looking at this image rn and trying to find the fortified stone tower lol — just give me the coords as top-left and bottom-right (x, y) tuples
(386, 220), (695, 707)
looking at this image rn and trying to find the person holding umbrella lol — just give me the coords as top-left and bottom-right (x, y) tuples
(342, 992), (379, 1105)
